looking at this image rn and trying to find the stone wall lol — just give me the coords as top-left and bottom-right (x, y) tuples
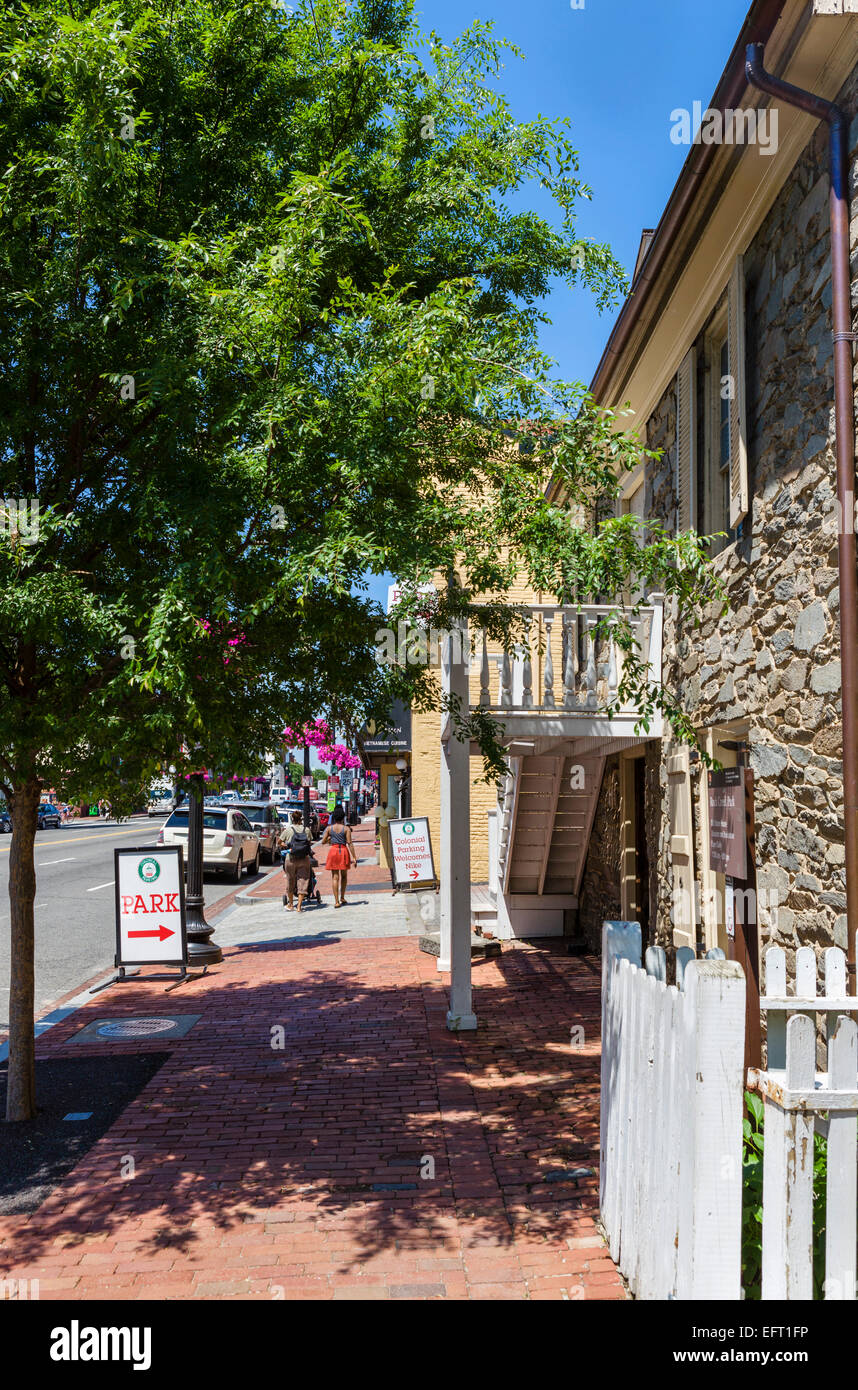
(584, 63), (858, 959)
(578, 756), (622, 950)
(640, 68), (858, 955)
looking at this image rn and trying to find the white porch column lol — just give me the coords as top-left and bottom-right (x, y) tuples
(438, 619), (476, 1030)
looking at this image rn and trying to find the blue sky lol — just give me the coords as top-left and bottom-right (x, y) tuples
(362, 0), (754, 610)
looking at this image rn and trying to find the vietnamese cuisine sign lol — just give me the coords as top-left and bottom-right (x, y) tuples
(388, 817), (436, 887)
(708, 768), (747, 879)
(114, 845), (188, 967)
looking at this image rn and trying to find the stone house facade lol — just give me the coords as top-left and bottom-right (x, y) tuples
(578, 0), (858, 963)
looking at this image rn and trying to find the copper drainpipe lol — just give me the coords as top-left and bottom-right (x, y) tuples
(746, 44), (858, 991)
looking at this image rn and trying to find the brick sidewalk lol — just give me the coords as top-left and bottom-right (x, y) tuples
(0, 923), (625, 1301)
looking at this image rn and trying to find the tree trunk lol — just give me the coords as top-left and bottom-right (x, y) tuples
(6, 780), (39, 1122)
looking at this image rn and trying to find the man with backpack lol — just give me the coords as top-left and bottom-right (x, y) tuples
(279, 809), (317, 912)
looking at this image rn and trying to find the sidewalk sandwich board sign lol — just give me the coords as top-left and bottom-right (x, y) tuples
(388, 816), (436, 890)
(114, 845), (188, 970)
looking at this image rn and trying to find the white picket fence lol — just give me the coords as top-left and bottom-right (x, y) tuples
(748, 945), (858, 1301)
(599, 920), (746, 1299)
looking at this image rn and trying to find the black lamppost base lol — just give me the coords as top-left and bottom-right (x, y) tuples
(185, 904), (223, 965)
(187, 938), (223, 966)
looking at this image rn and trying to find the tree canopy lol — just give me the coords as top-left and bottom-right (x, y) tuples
(0, 0), (720, 1117)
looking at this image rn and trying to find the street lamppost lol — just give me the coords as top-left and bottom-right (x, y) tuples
(184, 771), (223, 965)
(395, 757), (410, 818)
(303, 742), (312, 832)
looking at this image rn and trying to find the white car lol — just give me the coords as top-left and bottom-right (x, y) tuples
(158, 805), (261, 881)
(147, 787), (174, 817)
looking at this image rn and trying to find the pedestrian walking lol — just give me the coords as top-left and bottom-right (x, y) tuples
(319, 804), (357, 907)
(278, 809), (317, 913)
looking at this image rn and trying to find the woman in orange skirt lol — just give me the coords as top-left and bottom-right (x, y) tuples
(319, 805), (357, 907)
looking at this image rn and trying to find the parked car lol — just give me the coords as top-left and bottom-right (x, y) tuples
(0, 803), (10, 833)
(218, 790), (242, 803)
(147, 787), (174, 817)
(278, 797), (320, 840)
(158, 805), (260, 881)
(312, 800), (330, 832)
(37, 803), (62, 829)
(221, 799), (282, 864)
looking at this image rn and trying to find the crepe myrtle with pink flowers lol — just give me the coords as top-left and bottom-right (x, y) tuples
(197, 618), (248, 667)
(281, 720), (362, 770)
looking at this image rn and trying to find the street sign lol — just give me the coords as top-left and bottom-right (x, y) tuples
(327, 792), (337, 812)
(388, 817), (436, 888)
(114, 846), (188, 968)
(360, 698), (411, 753)
(329, 776), (340, 790)
(386, 581), (436, 615)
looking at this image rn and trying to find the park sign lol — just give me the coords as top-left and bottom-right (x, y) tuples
(388, 817), (436, 888)
(114, 846), (188, 968)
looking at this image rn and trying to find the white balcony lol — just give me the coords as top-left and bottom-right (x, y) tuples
(436, 597), (666, 1007)
(471, 596), (664, 749)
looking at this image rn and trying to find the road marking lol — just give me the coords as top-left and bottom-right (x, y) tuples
(0, 826), (158, 856)
(87, 880), (115, 892)
(39, 858), (76, 866)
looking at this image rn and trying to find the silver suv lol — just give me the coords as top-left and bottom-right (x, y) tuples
(279, 797), (320, 840)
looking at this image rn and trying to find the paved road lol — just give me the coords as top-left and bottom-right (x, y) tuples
(0, 817), (279, 1027)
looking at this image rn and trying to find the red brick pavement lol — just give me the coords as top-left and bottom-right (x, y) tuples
(0, 920), (626, 1301)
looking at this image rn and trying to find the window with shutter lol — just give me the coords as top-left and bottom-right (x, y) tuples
(667, 744), (696, 951)
(675, 347), (697, 534)
(727, 255), (749, 529)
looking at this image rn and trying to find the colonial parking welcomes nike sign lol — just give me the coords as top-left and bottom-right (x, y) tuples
(388, 816), (436, 888)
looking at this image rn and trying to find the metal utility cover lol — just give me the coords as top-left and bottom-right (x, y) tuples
(69, 1014), (200, 1044)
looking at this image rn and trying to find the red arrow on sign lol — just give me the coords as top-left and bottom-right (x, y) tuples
(128, 925), (175, 941)
(409, 869), (419, 879)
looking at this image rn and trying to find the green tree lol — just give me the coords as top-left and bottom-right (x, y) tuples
(0, 0), (719, 1120)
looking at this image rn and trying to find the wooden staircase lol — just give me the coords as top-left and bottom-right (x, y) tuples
(474, 752), (605, 939)
(543, 754), (606, 895)
(507, 753), (605, 898)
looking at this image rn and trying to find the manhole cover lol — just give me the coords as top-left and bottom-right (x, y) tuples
(96, 1018), (178, 1039)
(69, 1013), (201, 1045)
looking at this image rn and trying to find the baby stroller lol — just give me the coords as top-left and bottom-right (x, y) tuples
(304, 859), (323, 907)
(280, 845), (323, 908)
